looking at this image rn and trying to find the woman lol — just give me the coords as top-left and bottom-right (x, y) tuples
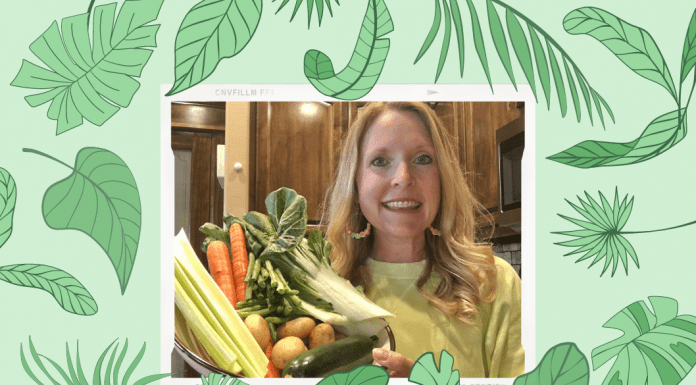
(322, 102), (524, 378)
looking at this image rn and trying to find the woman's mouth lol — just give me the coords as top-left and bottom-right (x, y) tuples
(382, 200), (422, 210)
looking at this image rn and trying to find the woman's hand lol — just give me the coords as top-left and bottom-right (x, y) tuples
(372, 348), (414, 378)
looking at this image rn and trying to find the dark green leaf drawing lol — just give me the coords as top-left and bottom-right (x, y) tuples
(553, 188), (696, 277)
(201, 372), (248, 385)
(593, 297), (696, 385)
(318, 365), (388, 385)
(21, 337), (174, 385)
(563, 7), (678, 102)
(10, 0), (164, 135)
(0, 168), (17, 249)
(408, 350), (459, 385)
(166, 0), (262, 96)
(513, 342), (589, 385)
(681, 9), (696, 83)
(23, 148), (141, 294)
(0, 264), (97, 316)
(548, 108), (687, 168)
(275, 0), (342, 28)
(414, 0), (613, 128)
(304, 0), (394, 100)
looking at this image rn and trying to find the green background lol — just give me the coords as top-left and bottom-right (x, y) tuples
(1, 0), (695, 383)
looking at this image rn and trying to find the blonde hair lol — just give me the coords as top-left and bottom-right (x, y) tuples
(322, 102), (498, 325)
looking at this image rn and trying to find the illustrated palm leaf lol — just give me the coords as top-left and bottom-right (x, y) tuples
(592, 297), (696, 385)
(21, 337), (173, 385)
(414, 0), (613, 128)
(10, 0), (164, 135)
(274, 0), (341, 28)
(553, 188), (638, 277)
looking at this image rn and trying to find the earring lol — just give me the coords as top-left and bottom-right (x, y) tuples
(347, 223), (371, 239)
(428, 225), (440, 236)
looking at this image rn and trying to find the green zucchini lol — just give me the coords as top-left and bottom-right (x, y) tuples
(281, 334), (379, 378)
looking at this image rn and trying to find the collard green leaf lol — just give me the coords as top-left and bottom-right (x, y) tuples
(11, 0), (163, 135)
(466, 0), (492, 91)
(548, 109), (687, 168)
(166, 0), (262, 96)
(486, 0), (517, 89)
(304, 0), (394, 100)
(199, 222), (230, 253)
(0, 168), (17, 249)
(24, 147), (141, 294)
(409, 350), (459, 385)
(0, 264), (97, 315)
(681, 9), (696, 83)
(563, 7), (677, 101)
(265, 187), (307, 251)
(592, 296), (696, 385)
(319, 365), (388, 385)
(513, 342), (589, 385)
(506, 9), (536, 100)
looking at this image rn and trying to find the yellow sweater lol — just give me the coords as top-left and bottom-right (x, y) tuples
(365, 256), (525, 378)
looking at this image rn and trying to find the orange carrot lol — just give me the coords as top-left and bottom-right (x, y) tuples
(206, 240), (237, 308)
(229, 224), (249, 302)
(264, 339), (279, 378)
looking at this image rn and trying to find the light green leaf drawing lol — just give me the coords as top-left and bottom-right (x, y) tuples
(408, 350), (459, 385)
(0, 264), (97, 316)
(166, 0), (262, 96)
(10, 0), (164, 135)
(681, 9), (696, 83)
(548, 108), (687, 168)
(506, 8), (536, 101)
(0, 168), (17, 249)
(201, 372), (248, 385)
(23, 148), (141, 295)
(563, 7), (678, 102)
(304, 0), (394, 100)
(486, 0), (517, 89)
(21, 337), (174, 385)
(592, 297), (696, 385)
(513, 343), (589, 385)
(465, 0), (492, 91)
(275, 0), (341, 28)
(318, 365), (388, 385)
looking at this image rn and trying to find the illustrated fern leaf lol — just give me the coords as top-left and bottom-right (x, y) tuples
(415, 0), (614, 128)
(275, 0), (341, 28)
(10, 0), (164, 135)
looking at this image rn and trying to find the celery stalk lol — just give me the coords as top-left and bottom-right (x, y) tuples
(175, 230), (268, 377)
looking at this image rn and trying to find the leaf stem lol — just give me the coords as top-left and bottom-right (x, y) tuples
(621, 219), (696, 234)
(22, 148), (73, 171)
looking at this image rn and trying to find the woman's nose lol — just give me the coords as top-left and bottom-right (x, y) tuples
(391, 161), (414, 186)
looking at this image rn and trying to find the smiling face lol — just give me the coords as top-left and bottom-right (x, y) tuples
(356, 109), (441, 245)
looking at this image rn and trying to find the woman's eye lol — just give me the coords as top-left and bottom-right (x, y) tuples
(415, 154), (433, 164)
(371, 157), (388, 167)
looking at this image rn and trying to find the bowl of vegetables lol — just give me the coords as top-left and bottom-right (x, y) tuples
(173, 188), (397, 378)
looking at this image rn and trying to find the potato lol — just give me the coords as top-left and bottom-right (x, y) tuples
(244, 314), (271, 351)
(309, 323), (335, 349)
(271, 336), (307, 369)
(277, 317), (315, 339)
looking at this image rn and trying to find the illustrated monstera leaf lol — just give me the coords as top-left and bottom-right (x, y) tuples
(0, 168), (17, 249)
(201, 373), (248, 385)
(318, 365), (388, 385)
(409, 350), (460, 385)
(24, 148), (141, 294)
(11, 0), (164, 135)
(592, 297), (696, 385)
(0, 264), (97, 316)
(513, 343), (589, 384)
(304, 0), (394, 100)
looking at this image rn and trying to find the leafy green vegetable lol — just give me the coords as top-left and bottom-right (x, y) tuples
(681, 9), (696, 83)
(10, 0), (163, 135)
(21, 337), (173, 385)
(304, 0), (394, 100)
(592, 296), (696, 385)
(319, 365), (388, 385)
(166, 0), (263, 96)
(23, 147), (141, 294)
(408, 350), (459, 385)
(548, 109), (687, 168)
(513, 343), (589, 385)
(0, 264), (97, 316)
(200, 222), (231, 253)
(0, 168), (17, 249)
(563, 7), (678, 102)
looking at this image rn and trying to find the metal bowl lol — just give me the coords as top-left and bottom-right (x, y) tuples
(173, 324), (396, 378)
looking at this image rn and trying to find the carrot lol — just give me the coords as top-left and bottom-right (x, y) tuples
(264, 339), (279, 378)
(206, 240), (237, 308)
(229, 224), (249, 302)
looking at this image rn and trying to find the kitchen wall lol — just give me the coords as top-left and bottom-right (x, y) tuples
(492, 242), (522, 279)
